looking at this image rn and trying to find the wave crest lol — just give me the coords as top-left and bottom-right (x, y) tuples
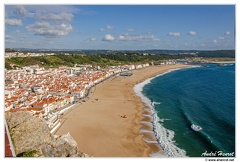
(134, 67), (190, 157)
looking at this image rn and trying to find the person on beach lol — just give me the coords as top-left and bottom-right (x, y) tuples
(121, 114), (127, 118)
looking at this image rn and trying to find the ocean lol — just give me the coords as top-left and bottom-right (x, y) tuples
(135, 63), (235, 157)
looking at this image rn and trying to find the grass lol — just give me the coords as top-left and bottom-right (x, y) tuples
(22, 150), (37, 157)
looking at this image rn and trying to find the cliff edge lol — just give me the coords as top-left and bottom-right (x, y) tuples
(5, 111), (90, 157)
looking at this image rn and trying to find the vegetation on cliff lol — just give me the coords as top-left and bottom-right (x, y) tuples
(197, 50), (235, 58)
(5, 53), (193, 69)
(5, 49), (235, 70)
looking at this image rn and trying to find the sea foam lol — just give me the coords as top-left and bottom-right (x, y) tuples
(134, 67), (195, 157)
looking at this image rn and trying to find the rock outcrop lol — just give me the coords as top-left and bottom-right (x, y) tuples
(5, 111), (90, 157)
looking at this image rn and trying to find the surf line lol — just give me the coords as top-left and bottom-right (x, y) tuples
(134, 67), (198, 157)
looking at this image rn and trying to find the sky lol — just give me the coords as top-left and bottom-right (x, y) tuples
(4, 5), (235, 50)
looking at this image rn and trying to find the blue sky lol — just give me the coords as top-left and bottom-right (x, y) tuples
(5, 5), (235, 50)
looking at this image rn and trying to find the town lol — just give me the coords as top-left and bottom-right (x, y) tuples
(4, 49), (234, 133)
(5, 61), (172, 133)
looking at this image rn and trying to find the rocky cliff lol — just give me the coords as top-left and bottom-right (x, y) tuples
(5, 111), (90, 157)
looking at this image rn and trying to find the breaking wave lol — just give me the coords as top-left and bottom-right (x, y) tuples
(134, 67), (192, 157)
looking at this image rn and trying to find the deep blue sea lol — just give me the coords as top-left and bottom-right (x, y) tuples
(141, 64), (235, 157)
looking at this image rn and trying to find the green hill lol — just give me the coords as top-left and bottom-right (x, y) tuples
(5, 49), (235, 70)
(5, 53), (193, 70)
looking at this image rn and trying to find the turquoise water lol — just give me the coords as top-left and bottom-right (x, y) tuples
(142, 64), (235, 157)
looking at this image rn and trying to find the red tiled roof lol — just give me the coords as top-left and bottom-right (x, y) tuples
(5, 126), (13, 157)
(27, 107), (43, 111)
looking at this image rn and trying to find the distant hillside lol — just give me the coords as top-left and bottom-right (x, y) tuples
(196, 50), (235, 58)
(5, 48), (19, 52)
(5, 53), (194, 70)
(5, 49), (235, 70)
(9, 48), (200, 54)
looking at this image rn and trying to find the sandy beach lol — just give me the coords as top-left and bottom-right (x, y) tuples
(54, 64), (189, 157)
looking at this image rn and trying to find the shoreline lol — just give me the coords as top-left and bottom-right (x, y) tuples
(210, 61), (235, 64)
(54, 64), (190, 157)
(134, 66), (196, 157)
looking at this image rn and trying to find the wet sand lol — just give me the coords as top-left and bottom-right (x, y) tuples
(54, 64), (189, 157)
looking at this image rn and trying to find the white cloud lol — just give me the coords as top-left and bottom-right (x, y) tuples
(129, 35), (159, 41)
(5, 35), (15, 42)
(84, 37), (97, 42)
(16, 5), (27, 17)
(5, 18), (22, 26)
(118, 35), (125, 40)
(36, 11), (73, 21)
(144, 30), (155, 34)
(168, 32), (181, 37)
(213, 40), (218, 44)
(5, 35), (11, 40)
(14, 30), (21, 33)
(225, 31), (231, 35)
(187, 31), (197, 36)
(218, 36), (224, 40)
(25, 10), (74, 38)
(40, 6), (80, 14)
(99, 25), (114, 32)
(5, 5), (27, 18)
(26, 21), (72, 37)
(106, 25), (114, 29)
(102, 34), (115, 41)
(99, 28), (105, 32)
(126, 28), (135, 32)
(102, 34), (160, 42)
